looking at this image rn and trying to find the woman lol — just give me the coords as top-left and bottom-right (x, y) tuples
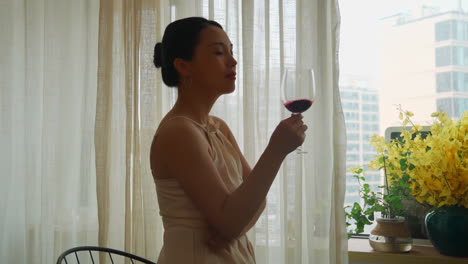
(150, 17), (308, 263)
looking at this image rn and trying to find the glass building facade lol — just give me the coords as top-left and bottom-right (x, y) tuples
(340, 83), (381, 206)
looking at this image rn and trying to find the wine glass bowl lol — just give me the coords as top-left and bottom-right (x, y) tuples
(281, 68), (316, 114)
(281, 68), (316, 153)
(283, 98), (314, 113)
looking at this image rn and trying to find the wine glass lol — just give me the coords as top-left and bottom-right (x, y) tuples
(281, 68), (316, 154)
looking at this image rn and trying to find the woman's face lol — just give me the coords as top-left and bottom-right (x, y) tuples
(188, 26), (237, 95)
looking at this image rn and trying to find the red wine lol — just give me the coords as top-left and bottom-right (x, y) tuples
(284, 99), (313, 113)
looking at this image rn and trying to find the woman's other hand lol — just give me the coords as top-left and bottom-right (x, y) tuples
(205, 229), (232, 253)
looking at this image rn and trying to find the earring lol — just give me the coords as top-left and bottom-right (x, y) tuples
(182, 77), (192, 89)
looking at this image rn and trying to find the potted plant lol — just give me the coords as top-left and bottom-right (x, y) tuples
(368, 106), (468, 257)
(345, 166), (413, 253)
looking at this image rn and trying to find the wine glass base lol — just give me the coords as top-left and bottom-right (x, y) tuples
(295, 148), (307, 154)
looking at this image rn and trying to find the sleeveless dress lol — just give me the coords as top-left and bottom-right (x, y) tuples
(152, 116), (256, 264)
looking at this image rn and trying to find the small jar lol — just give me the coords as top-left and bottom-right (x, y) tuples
(369, 217), (413, 253)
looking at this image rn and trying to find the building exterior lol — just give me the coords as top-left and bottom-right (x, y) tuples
(340, 76), (381, 206)
(379, 8), (468, 129)
(356, 3), (468, 237)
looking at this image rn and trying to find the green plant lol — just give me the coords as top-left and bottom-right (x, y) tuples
(344, 166), (411, 238)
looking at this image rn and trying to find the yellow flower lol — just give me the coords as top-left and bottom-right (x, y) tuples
(369, 108), (468, 209)
(370, 135), (387, 153)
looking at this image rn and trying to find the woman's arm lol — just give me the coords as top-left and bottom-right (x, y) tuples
(154, 114), (305, 240)
(213, 116), (266, 234)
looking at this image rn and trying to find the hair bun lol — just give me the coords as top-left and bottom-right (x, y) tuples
(153, 42), (163, 68)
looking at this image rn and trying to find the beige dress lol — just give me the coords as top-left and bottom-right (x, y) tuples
(152, 116), (256, 264)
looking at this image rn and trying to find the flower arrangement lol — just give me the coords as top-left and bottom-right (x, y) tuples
(345, 106), (468, 238)
(369, 106), (468, 208)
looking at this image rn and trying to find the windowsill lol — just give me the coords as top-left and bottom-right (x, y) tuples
(348, 238), (468, 264)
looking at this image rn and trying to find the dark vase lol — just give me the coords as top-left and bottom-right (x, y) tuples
(425, 206), (468, 257)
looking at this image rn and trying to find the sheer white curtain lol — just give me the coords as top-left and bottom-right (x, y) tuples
(0, 0), (99, 263)
(206, 1), (348, 263)
(95, 0), (166, 260)
(95, 0), (347, 264)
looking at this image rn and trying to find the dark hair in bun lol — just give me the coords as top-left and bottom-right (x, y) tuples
(153, 43), (163, 68)
(153, 17), (223, 87)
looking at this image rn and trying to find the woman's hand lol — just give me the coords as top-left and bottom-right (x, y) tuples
(205, 229), (232, 253)
(268, 114), (308, 155)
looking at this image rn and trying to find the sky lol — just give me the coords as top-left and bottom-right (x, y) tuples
(339, 0), (466, 78)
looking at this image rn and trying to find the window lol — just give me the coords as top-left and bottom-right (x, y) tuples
(346, 122), (360, 131)
(456, 72), (468, 92)
(362, 143), (375, 152)
(437, 98), (454, 116)
(362, 103), (378, 112)
(436, 72), (451, 92)
(346, 154), (360, 162)
(435, 20), (468, 41)
(345, 112), (359, 120)
(346, 184), (360, 194)
(362, 113), (379, 122)
(362, 94), (377, 102)
(437, 46), (468, 66)
(347, 144), (360, 152)
(362, 123), (379, 131)
(340, 0), (468, 238)
(361, 133), (373, 141)
(363, 153), (377, 162)
(437, 72), (468, 92)
(452, 20), (468, 41)
(436, 46), (451, 66)
(437, 97), (468, 117)
(341, 90), (359, 100)
(366, 172), (381, 182)
(435, 20), (451, 41)
(343, 102), (359, 110)
(348, 133), (359, 141)
(454, 46), (468, 66)
(455, 97), (468, 116)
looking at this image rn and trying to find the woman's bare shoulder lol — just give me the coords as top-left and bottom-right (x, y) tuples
(154, 115), (208, 146)
(150, 115), (211, 179)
